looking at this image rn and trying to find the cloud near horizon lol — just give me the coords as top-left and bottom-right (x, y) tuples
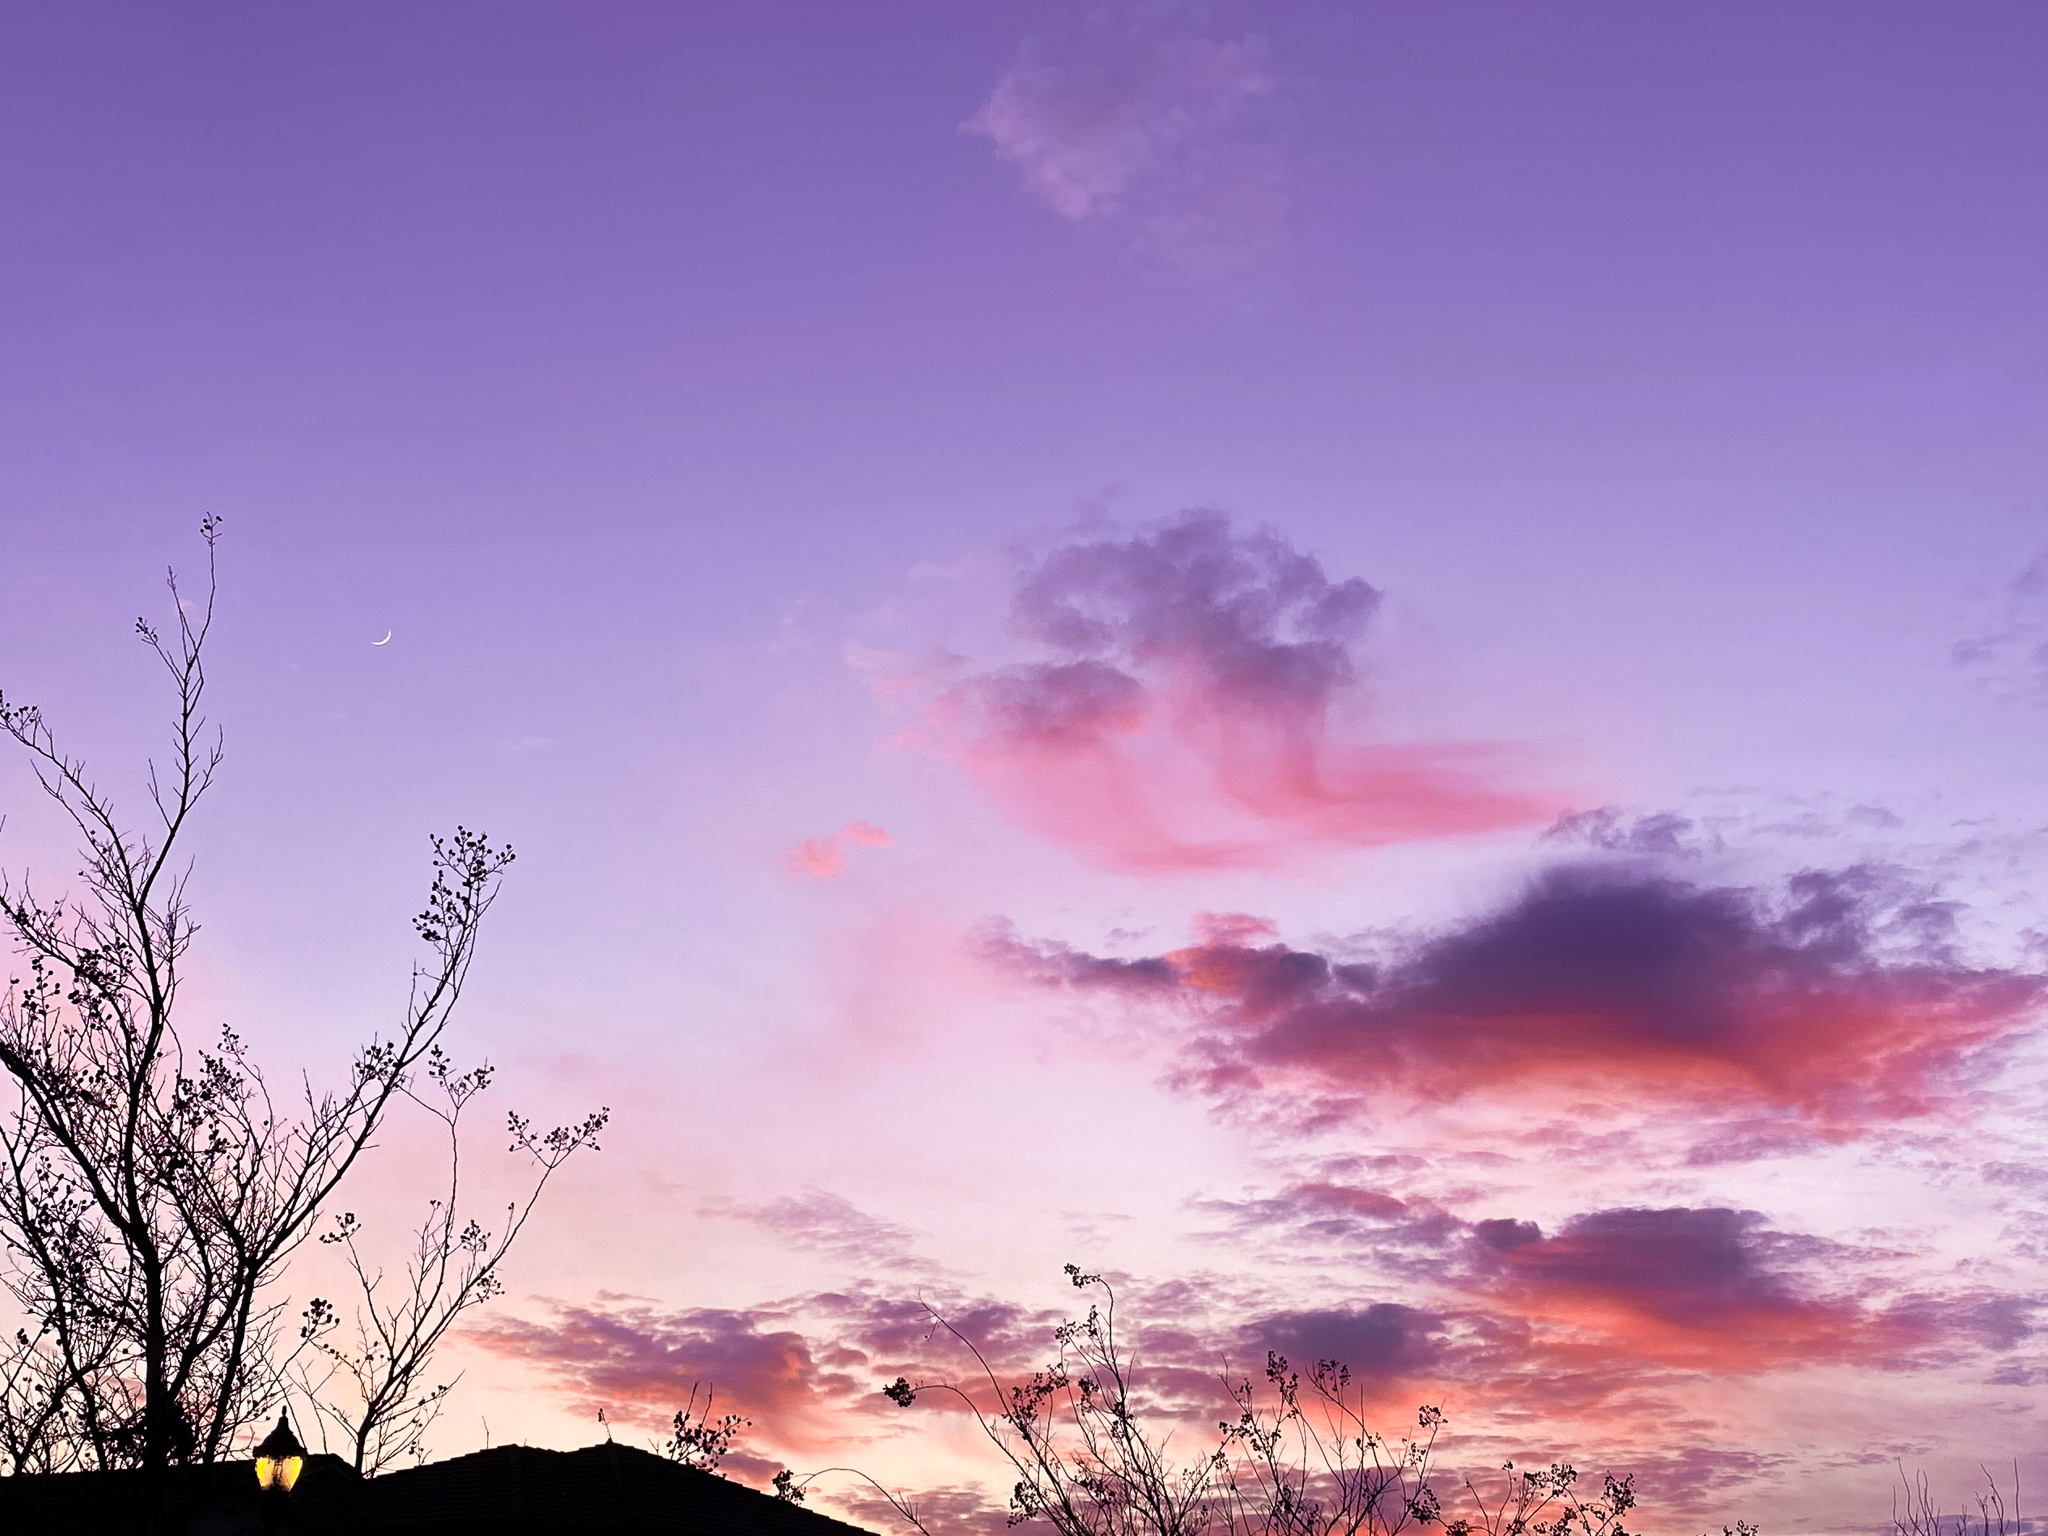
(1202, 1182), (2034, 1377)
(465, 1297), (869, 1448)
(468, 1215), (2032, 1486)
(465, 1286), (1057, 1457)
(982, 859), (2044, 1134)
(906, 513), (1554, 873)
(1457, 1206), (2025, 1373)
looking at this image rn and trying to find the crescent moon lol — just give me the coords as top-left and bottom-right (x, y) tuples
(372, 631), (392, 646)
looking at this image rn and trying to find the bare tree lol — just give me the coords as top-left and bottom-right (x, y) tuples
(1894, 1463), (2022, 1536)
(1218, 1353), (1637, 1536)
(832, 1266), (1639, 1536)
(0, 520), (517, 1471)
(0, 1312), (106, 1474)
(657, 1380), (751, 1474)
(1216, 1356), (1449, 1536)
(295, 1047), (608, 1474)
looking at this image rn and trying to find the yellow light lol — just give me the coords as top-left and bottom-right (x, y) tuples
(253, 1411), (307, 1493)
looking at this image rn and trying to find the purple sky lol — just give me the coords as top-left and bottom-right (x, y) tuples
(3, 5), (2045, 1532)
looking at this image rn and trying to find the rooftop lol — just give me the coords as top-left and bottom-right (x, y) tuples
(0, 1440), (883, 1534)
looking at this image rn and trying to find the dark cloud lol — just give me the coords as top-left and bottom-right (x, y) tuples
(1189, 1185), (2040, 1383)
(1244, 1303), (1446, 1382)
(1452, 1206), (2037, 1376)
(1007, 509), (1379, 700)
(990, 861), (2044, 1133)
(1470, 1207), (1807, 1332)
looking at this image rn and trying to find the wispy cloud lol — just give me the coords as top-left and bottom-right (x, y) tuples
(824, 1482), (1014, 1536)
(903, 512), (1553, 872)
(787, 820), (891, 880)
(1193, 1178), (1467, 1261)
(700, 1188), (924, 1270)
(1953, 551), (2048, 705)
(965, 21), (1285, 286)
(1245, 1303), (1449, 1384)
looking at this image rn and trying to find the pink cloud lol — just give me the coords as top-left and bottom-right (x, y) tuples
(1453, 1207), (2039, 1384)
(466, 1298), (867, 1451)
(984, 861), (2045, 1136)
(1197, 1185), (2033, 1383)
(469, 1288), (1048, 1449)
(1464, 1207), (1888, 1371)
(469, 1251), (2034, 1534)
(907, 513), (1557, 873)
(787, 820), (892, 880)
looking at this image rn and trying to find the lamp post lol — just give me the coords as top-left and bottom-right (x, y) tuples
(254, 1410), (306, 1495)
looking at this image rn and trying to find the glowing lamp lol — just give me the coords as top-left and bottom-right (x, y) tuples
(254, 1411), (305, 1493)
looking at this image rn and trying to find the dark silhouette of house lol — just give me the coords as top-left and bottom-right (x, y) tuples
(0, 1451), (363, 1533)
(0, 1442), (882, 1534)
(363, 1443), (879, 1534)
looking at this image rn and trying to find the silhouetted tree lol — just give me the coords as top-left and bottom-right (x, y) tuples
(294, 1047), (607, 1474)
(816, 1265), (1639, 1536)
(0, 521), (520, 1472)
(1894, 1463), (2021, 1536)
(658, 1381), (751, 1474)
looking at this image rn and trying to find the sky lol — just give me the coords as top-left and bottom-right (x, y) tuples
(1, 3), (2045, 1532)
